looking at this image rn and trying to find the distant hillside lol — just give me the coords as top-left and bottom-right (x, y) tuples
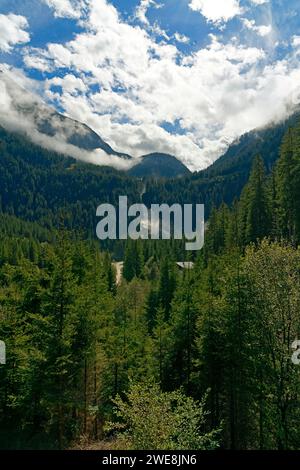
(202, 111), (300, 181)
(0, 69), (132, 160)
(0, 125), (141, 233)
(127, 153), (191, 178)
(143, 111), (300, 211)
(0, 109), (298, 234)
(36, 111), (132, 159)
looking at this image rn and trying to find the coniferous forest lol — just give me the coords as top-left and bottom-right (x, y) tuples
(1, 119), (300, 451)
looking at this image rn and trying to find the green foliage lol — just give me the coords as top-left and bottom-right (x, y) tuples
(238, 156), (272, 245)
(110, 382), (220, 450)
(0, 126), (142, 237)
(123, 241), (144, 282)
(2, 116), (300, 451)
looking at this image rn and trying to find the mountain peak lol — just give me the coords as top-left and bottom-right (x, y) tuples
(128, 153), (191, 178)
(0, 70), (191, 177)
(0, 69), (132, 160)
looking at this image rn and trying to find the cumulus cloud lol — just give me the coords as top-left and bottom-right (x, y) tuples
(189, 0), (242, 24)
(292, 36), (300, 48)
(174, 32), (190, 44)
(47, 74), (88, 95)
(0, 0), (296, 172)
(135, 0), (163, 26)
(18, 0), (300, 171)
(0, 14), (30, 53)
(0, 67), (132, 170)
(23, 47), (53, 72)
(242, 18), (272, 37)
(42, 0), (87, 19)
(250, 0), (269, 4)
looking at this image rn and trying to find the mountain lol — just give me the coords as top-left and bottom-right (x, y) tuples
(0, 68), (131, 159)
(0, 125), (141, 232)
(203, 112), (300, 179)
(1, 67), (299, 182)
(0, 103), (299, 249)
(187, 110), (300, 207)
(35, 111), (132, 159)
(142, 110), (300, 212)
(0, 108), (298, 234)
(0, 69), (191, 176)
(1, 66), (300, 225)
(127, 153), (191, 178)
(0, 70), (189, 175)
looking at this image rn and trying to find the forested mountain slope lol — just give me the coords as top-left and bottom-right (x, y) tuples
(0, 110), (299, 232)
(142, 111), (300, 210)
(128, 153), (191, 178)
(0, 69), (132, 159)
(0, 126), (141, 232)
(195, 111), (300, 203)
(1, 100), (300, 451)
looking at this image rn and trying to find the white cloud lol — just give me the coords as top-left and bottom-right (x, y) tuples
(0, 67), (132, 170)
(16, 0), (300, 171)
(256, 24), (272, 37)
(42, 0), (87, 19)
(250, 0), (269, 5)
(135, 1), (170, 41)
(23, 49), (53, 72)
(0, 14), (30, 53)
(151, 22), (170, 40)
(243, 19), (272, 37)
(189, 0), (242, 24)
(135, 0), (163, 26)
(174, 32), (190, 44)
(47, 74), (87, 95)
(292, 36), (300, 48)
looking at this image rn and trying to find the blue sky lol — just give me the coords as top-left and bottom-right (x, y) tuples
(0, 0), (300, 170)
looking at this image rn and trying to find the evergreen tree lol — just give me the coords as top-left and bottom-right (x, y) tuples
(274, 128), (296, 241)
(239, 156), (271, 245)
(158, 257), (176, 320)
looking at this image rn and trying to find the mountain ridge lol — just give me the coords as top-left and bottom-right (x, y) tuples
(0, 68), (132, 160)
(0, 106), (296, 234)
(128, 153), (191, 178)
(1, 68), (300, 184)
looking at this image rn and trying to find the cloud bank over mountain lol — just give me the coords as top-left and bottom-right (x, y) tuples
(0, 0), (300, 170)
(0, 67), (134, 170)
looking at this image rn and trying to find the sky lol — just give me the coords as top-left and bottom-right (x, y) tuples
(0, 0), (300, 170)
